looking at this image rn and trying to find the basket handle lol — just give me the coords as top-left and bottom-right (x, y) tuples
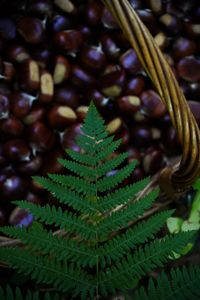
(102, 0), (200, 198)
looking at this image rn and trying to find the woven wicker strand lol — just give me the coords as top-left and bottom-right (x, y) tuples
(103, 0), (200, 198)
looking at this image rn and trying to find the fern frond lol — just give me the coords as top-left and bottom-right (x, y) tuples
(0, 226), (97, 267)
(0, 247), (95, 298)
(0, 285), (60, 300)
(47, 174), (96, 195)
(57, 159), (95, 179)
(96, 152), (128, 177)
(135, 265), (200, 300)
(99, 210), (174, 266)
(98, 177), (150, 212)
(32, 176), (96, 213)
(99, 231), (195, 291)
(97, 160), (137, 192)
(14, 201), (96, 240)
(98, 189), (158, 236)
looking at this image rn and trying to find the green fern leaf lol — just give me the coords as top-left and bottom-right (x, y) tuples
(14, 201), (96, 240)
(99, 231), (195, 292)
(134, 265), (200, 300)
(0, 285), (60, 300)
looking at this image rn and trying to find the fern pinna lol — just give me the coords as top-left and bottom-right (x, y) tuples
(0, 103), (196, 299)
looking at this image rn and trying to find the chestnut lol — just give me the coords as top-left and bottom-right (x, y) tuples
(54, 0), (75, 14)
(71, 65), (96, 89)
(85, 88), (108, 110)
(9, 207), (33, 227)
(0, 145), (8, 168)
(6, 43), (30, 63)
(76, 106), (88, 121)
(3, 139), (31, 162)
(60, 123), (82, 152)
(84, 1), (103, 27)
(53, 30), (83, 52)
(143, 149), (165, 174)
(100, 68), (125, 97)
(140, 90), (166, 118)
(130, 167), (144, 182)
(117, 95), (141, 114)
(1, 175), (27, 201)
(26, 121), (55, 152)
(18, 59), (40, 92)
(184, 21), (200, 38)
(32, 46), (52, 68)
(159, 13), (182, 34)
(54, 85), (79, 108)
(154, 32), (168, 51)
(47, 105), (77, 130)
(172, 37), (197, 60)
(22, 104), (45, 125)
(14, 154), (43, 175)
(80, 45), (106, 73)
(100, 33), (120, 59)
(127, 147), (141, 164)
(53, 55), (70, 85)
(17, 17), (44, 44)
(147, 0), (163, 14)
(10, 92), (35, 118)
(119, 49), (142, 74)
(177, 57), (200, 82)
(0, 94), (9, 119)
(39, 70), (54, 103)
(131, 126), (152, 148)
(136, 9), (157, 35)
(26, 192), (42, 205)
(106, 117), (123, 135)
(125, 76), (145, 96)
(0, 116), (24, 137)
(48, 14), (72, 33)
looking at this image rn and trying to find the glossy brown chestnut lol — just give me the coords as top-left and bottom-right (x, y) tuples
(159, 13), (182, 34)
(143, 149), (165, 174)
(47, 105), (77, 130)
(1, 62), (15, 82)
(119, 49), (142, 74)
(32, 47), (52, 68)
(6, 43), (30, 63)
(48, 14), (72, 33)
(19, 59), (40, 92)
(71, 65), (96, 89)
(141, 90), (166, 118)
(10, 92), (35, 118)
(188, 101), (200, 126)
(27, 121), (55, 152)
(17, 17), (44, 44)
(9, 207), (33, 227)
(125, 76), (145, 96)
(100, 68), (125, 97)
(100, 33), (120, 59)
(80, 45), (106, 73)
(106, 117), (123, 135)
(0, 116), (24, 137)
(3, 139), (31, 162)
(53, 55), (70, 85)
(53, 30), (83, 52)
(1, 175), (27, 201)
(60, 123), (82, 152)
(76, 106), (88, 121)
(39, 70), (54, 103)
(131, 126), (152, 148)
(22, 104), (45, 125)
(118, 97), (141, 118)
(177, 57), (200, 82)
(172, 37), (197, 60)
(84, 1), (103, 26)
(54, 85), (79, 108)
(0, 18), (16, 40)
(101, 7), (118, 29)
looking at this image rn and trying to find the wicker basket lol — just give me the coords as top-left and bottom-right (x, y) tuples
(103, 0), (200, 199)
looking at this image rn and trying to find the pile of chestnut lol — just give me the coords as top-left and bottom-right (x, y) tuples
(0, 0), (199, 226)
